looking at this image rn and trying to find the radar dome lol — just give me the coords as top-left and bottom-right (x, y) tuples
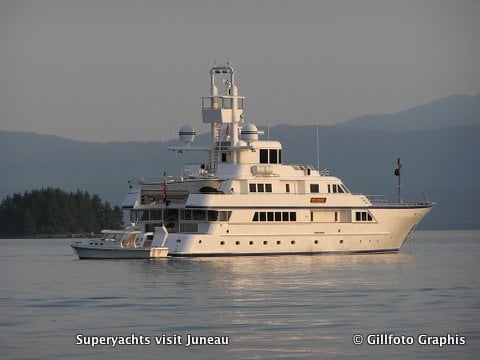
(179, 125), (196, 144)
(240, 123), (260, 142)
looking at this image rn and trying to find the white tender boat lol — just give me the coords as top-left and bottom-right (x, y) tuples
(120, 64), (433, 256)
(71, 226), (169, 259)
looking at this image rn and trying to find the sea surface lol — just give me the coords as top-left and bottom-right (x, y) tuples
(0, 230), (479, 360)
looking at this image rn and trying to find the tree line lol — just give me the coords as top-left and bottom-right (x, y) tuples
(0, 188), (123, 237)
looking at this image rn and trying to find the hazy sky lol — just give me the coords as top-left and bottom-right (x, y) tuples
(1, 0), (479, 142)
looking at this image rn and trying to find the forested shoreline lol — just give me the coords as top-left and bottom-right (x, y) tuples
(0, 188), (123, 238)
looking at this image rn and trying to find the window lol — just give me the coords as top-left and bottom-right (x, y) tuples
(355, 211), (373, 222)
(150, 210), (162, 220)
(250, 183), (272, 193)
(310, 184), (319, 193)
(191, 210), (205, 221)
(329, 184), (346, 194)
(180, 223), (198, 232)
(260, 149), (268, 163)
(221, 153), (227, 162)
(218, 211), (231, 221)
(286, 184), (290, 193)
(259, 149), (281, 164)
(252, 211), (297, 222)
(207, 211), (218, 221)
(270, 149), (277, 164)
(275, 212), (282, 221)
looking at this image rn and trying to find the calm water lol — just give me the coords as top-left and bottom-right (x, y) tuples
(0, 231), (479, 360)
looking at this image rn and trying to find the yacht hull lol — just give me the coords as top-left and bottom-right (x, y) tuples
(71, 243), (168, 259)
(163, 205), (432, 256)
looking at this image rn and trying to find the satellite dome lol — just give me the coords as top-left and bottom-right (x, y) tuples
(179, 125), (196, 144)
(240, 123), (260, 142)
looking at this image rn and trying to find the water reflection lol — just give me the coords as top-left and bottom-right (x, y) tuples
(139, 252), (412, 292)
(1, 233), (478, 360)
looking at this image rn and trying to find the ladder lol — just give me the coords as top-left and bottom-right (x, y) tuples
(210, 123), (222, 174)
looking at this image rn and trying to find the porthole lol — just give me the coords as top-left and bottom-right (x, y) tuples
(339, 240), (344, 244)
(291, 240), (296, 245)
(220, 241), (225, 245)
(314, 240), (319, 244)
(263, 241), (268, 245)
(198, 240), (202, 244)
(276, 240), (281, 245)
(249, 241), (254, 245)
(176, 239), (182, 243)
(235, 241), (240, 245)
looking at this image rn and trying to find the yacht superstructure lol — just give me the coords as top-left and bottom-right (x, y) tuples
(121, 64), (433, 256)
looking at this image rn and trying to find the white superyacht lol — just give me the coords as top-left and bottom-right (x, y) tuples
(121, 64), (433, 256)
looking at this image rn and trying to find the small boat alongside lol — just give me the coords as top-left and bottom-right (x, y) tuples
(71, 225), (169, 259)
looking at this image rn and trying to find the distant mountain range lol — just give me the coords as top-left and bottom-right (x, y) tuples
(337, 94), (480, 132)
(1, 94), (479, 230)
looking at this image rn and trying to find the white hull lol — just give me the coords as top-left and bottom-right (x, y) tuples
(163, 205), (432, 256)
(71, 243), (150, 259)
(71, 244), (169, 259)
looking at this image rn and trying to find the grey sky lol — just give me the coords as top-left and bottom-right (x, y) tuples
(1, 0), (479, 142)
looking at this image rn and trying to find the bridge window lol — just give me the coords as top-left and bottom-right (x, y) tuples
(269, 149), (277, 164)
(260, 149), (268, 163)
(259, 149), (282, 164)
